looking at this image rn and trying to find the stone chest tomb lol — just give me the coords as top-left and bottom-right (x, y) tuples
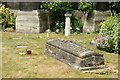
(45, 38), (105, 70)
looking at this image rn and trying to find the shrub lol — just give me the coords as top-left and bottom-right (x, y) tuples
(71, 19), (83, 33)
(94, 15), (120, 54)
(43, 2), (93, 34)
(43, 2), (73, 23)
(110, 2), (120, 15)
(50, 19), (83, 34)
(51, 21), (65, 33)
(0, 5), (17, 30)
(43, 2), (73, 32)
(78, 2), (93, 15)
(99, 15), (119, 37)
(43, 2), (73, 13)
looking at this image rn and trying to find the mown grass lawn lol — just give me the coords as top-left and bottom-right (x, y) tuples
(2, 32), (118, 78)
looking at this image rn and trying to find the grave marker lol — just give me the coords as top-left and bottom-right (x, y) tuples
(45, 38), (105, 70)
(65, 14), (72, 36)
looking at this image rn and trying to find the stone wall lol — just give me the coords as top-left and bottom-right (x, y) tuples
(38, 9), (50, 33)
(93, 2), (109, 11)
(19, 2), (40, 10)
(4, 2), (40, 10)
(6, 2), (20, 9)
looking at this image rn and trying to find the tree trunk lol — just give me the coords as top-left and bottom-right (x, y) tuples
(83, 12), (89, 32)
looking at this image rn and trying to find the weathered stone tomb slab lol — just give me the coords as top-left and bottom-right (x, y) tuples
(45, 38), (105, 70)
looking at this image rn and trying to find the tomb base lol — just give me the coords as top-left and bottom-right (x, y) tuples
(16, 10), (40, 33)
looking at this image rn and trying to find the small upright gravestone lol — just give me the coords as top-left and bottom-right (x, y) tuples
(45, 39), (105, 70)
(65, 14), (72, 36)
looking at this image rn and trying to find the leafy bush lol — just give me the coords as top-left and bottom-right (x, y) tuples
(0, 5), (17, 30)
(78, 2), (93, 15)
(99, 15), (119, 37)
(43, 2), (84, 33)
(94, 15), (120, 54)
(43, 2), (73, 32)
(110, 2), (120, 15)
(43, 2), (73, 13)
(71, 19), (83, 33)
(43, 2), (93, 34)
(50, 19), (83, 34)
(51, 22), (65, 33)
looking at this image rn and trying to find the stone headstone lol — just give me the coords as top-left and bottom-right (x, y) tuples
(45, 38), (105, 70)
(65, 14), (72, 36)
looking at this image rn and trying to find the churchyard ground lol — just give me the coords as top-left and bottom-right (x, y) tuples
(2, 32), (118, 78)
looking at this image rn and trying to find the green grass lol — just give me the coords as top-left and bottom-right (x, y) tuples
(2, 32), (118, 78)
